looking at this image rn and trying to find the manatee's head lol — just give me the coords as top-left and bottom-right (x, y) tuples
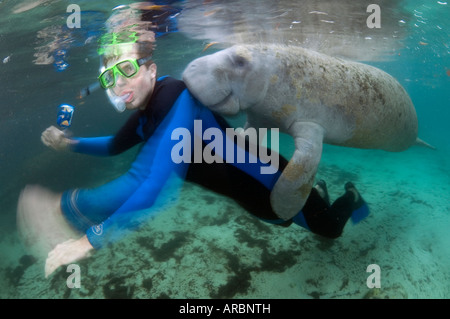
(183, 45), (272, 115)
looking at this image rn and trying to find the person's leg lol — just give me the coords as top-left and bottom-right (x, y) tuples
(60, 174), (139, 233)
(186, 156), (293, 226)
(187, 111), (370, 236)
(187, 150), (370, 238)
(186, 111), (292, 225)
(17, 185), (82, 259)
(298, 181), (369, 238)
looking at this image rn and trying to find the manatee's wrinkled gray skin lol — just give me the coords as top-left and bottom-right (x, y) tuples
(183, 44), (419, 220)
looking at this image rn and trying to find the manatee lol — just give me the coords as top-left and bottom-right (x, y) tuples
(182, 44), (423, 220)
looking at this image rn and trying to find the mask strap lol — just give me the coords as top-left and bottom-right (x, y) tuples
(137, 55), (153, 66)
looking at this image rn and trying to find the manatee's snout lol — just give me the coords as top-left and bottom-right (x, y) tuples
(183, 53), (238, 114)
(182, 59), (199, 86)
(183, 57), (217, 105)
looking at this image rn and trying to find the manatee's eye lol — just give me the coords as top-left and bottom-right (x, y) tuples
(234, 55), (247, 68)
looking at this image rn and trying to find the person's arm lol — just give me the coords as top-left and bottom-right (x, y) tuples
(41, 112), (142, 156)
(44, 82), (195, 279)
(70, 136), (115, 156)
(86, 89), (201, 249)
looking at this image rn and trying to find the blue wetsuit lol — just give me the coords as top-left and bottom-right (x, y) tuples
(61, 77), (362, 249)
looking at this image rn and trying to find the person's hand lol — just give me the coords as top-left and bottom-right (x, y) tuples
(41, 126), (73, 151)
(45, 235), (94, 278)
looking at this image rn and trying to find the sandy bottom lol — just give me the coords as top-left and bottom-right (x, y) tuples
(1, 145), (449, 299)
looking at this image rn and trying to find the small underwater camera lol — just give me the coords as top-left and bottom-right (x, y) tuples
(57, 104), (75, 129)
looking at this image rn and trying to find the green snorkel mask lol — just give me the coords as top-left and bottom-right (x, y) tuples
(97, 29), (153, 112)
(98, 55), (153, 89)
(99, 55), (153, 113)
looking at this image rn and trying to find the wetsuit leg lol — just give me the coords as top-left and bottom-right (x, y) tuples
(301, 189), (356, 238)
(186, 150), (292, 227)
(186, 111), (362, 238)
(60, 173), (146, 232)
(187, 154), (359, 237)
(185, 111), (291, 226)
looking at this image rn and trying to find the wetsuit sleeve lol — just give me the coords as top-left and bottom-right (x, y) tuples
(71, 136), (115, 156)
(69, 112), (143, 156)
(85, 90), (202, 249)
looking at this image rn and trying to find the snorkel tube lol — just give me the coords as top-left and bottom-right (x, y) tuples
(80, 77), (130, 113)
(79, 81), (101, 99)
(106, 88), (128, 113)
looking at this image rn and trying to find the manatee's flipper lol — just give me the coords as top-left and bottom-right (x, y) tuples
(271, 122), (325, 220)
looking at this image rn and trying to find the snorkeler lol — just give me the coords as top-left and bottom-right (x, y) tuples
(17, 3), (369, 278)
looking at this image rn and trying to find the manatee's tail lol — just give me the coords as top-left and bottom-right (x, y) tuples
(415, 138), (436, 150)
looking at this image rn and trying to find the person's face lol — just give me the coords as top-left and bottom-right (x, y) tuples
(104, 47), (157, 111)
